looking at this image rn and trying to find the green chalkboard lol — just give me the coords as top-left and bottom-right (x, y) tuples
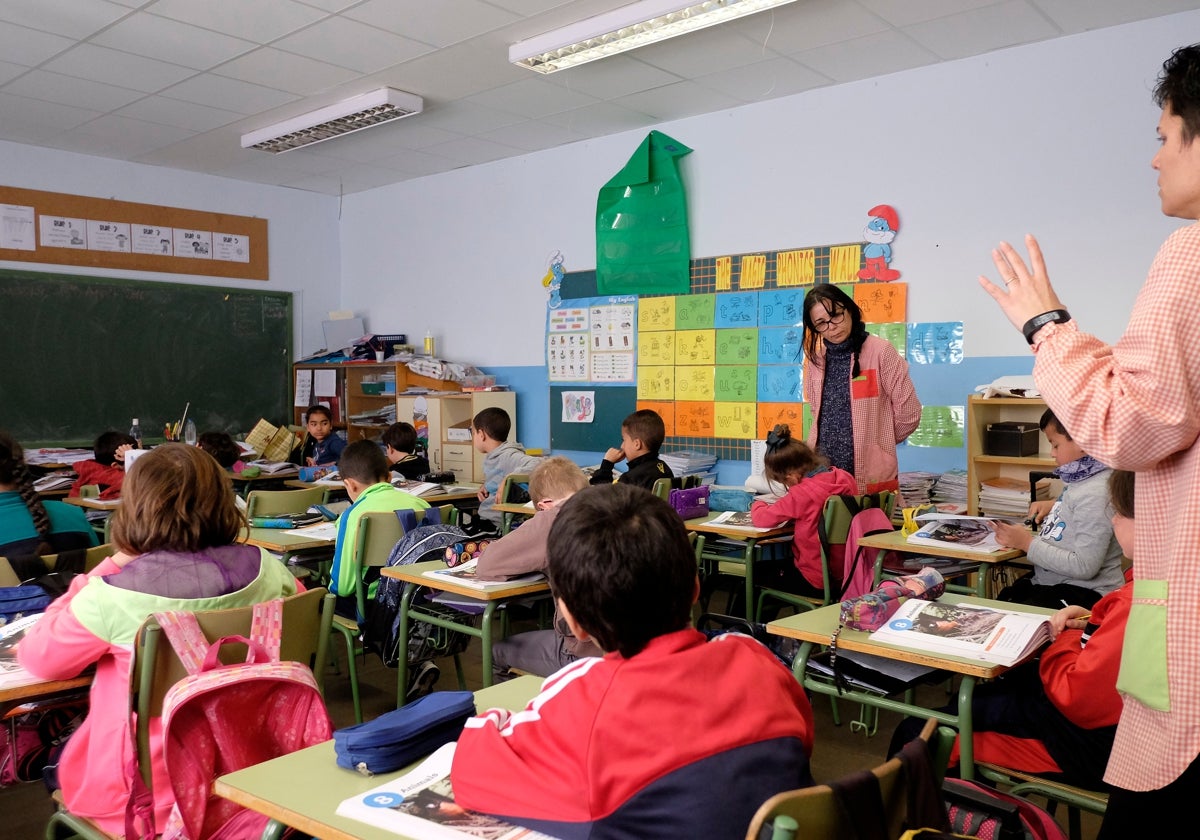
(0, 269), (292, 445)
(550, 385), (636, 451)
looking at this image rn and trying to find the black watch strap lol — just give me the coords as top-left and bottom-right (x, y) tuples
(1022, 309), (1071, 345)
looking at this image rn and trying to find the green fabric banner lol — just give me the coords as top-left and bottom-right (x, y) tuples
(596, 130), (693, 296)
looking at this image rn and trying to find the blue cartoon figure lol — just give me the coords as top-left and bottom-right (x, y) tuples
(858, 204), (901, 282)
(542, 251), (565, 309)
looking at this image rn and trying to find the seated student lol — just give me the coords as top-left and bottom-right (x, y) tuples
(290, 404), (346, 467)
(382, 422), (430, 480)
(68, 430), (136, 500)
(476, 456), (603, 680)
(452, 484), (815, 838)
(17, 444), (299, 834)
(0, 430), (98, 557)
(472, 407), (540, 533)
(588, 408), (673, 490)
(329, 440), (429, 617)
(749, 424), (858, 599)
(889, 470), (1135, 790)
(989, 409), (1124, 609)
(197, 430), (245, 472)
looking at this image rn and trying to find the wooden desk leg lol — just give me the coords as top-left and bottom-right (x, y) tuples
(956, 675), (977, 781)
(395, 583), (418, 708)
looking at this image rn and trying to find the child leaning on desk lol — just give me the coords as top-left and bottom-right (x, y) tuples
(889, 469), (1135, 790)
(475, 456), (602, 680)
(0, 430), (97, 557)
(588, 407), (673, 490)
(17, 444), (299, 835)
(749, 423), (858, 600)
(451, 484), (815, 839)
(68, 429), (136, 500)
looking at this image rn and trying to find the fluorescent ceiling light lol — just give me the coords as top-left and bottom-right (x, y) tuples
(510, 0), (798, 74)
(241, 87), (423, 154)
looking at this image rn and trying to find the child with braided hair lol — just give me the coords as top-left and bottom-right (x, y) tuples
(0, 430), (97, 557)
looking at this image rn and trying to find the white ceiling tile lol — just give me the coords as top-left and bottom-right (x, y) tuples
(291, 0), (361, 11)
(480, 118), (584, 151)
(272, 16), (432, 74)
(905, 1), (1062, 60)
(277, 173), (354, 195)
(730, 0), (892, 52)
(467, 77), (599, 119)
(615, 80), (744, 122)
(416, 100), (526, 136)
(634, 28), (786, 79)
(0, 119), (65, 145)
(369, 39), (528, 101)
(541, 100), (657, 135)
(328, 162), (418, 191)
(43, 44), (195, 93)
(697, 56), (832, 103)
(544, 55), (682, 100)
(213, 47), (360, 96)
(0, 59), (28, 86)
(134, 131), (251, 173)
(0, 20), (74, 67)
(1034, 0), (1200, 32)
(147, 0), (328, 43)
(0, 91), (102, 129)
(92, 13), (257, 70)
(160, 74), (298, 115)
(71, 114), (195, 154)
(857, 0), (1005, 28)
(793, 30), (939, 83)
(354, 121), (463, 152)
(116, 95), (245, 132)
(434, 135), (523, 166)
(0, 0), (130, 39)
(345, 0), (520, 46)
(4, 69), (144, 112)
(376, 148), (460, 178)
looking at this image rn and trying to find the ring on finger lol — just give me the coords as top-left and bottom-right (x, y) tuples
(1004, 276), (1018, 285)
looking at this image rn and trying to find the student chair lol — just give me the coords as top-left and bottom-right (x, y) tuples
(745, 718), (952, 840)
(0, 542), (112, 587)
(976, 762), (1108, 840)
(245, 486), (330, 519)
(45, 588), (334, 840)
(496, 473), (531, 535)
(329, 506), (456, 724)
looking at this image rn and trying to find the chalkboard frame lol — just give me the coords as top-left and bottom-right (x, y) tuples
(0, 268), (292, 446)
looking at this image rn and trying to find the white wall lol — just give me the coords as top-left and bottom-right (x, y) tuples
(340, 11), (1197, 363)
(0, 140), (341, 357)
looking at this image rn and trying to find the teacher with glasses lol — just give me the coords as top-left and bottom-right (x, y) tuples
(801, 284), (921, 493)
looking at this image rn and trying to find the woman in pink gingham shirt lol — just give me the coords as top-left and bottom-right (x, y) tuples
(979, 43), (1200, 837)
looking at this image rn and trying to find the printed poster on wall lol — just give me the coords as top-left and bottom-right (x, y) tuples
(547, 296), (636, 384)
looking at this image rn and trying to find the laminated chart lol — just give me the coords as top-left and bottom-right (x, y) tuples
(545, 296), (636, 384)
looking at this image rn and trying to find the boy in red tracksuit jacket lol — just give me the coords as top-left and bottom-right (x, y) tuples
(68, 430), (136, 500)
(890, 470), (1135, 790)
(452, 484), (815, 840)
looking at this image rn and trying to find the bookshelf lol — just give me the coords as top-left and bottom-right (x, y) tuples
(965, 396), (1056, 515)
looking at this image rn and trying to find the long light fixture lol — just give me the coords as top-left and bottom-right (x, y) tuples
(509, 0), (798, 74)
(241, 87), (423, 154)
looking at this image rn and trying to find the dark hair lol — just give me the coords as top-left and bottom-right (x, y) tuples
(802, 285), (868, 376)
(762, 424), (823, 485)
(622, 409), (666, 454)
(1154, 43), (1200, 145)
(94, 430), (136, 466)
(382, 422), (417, 454)
(305, 404), (333, 424)
(1038, 408), (1071, 440)
(0, 430), (52, 554)
(1109, 470), (1135, 520)
(472, 407), (511, 443)
(547, 484), (696, 658)
(197, 431), (241, 469)
(338, 439), (389, 484)
(110, 444), (242, 554)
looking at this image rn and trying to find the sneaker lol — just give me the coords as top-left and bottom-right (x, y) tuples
(406, 661), (440, 701)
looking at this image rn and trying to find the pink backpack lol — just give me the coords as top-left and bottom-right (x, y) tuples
(127, 599), (333, 840)
(841, 505), (898, 600)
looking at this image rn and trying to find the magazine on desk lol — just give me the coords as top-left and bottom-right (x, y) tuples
(392, 479), (446, 498)
(868, 599), (1052, 666)
(336, 742), (559, 840)
(422, 559), (546, 591)
(905, 514), (1020, 554)
(707, 510), (773, 531)
(0, 613), (43, 690)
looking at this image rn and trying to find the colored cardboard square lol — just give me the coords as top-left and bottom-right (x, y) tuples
(674, 365), (714, 401)
(714, 403), (757, 439)
(757, 402), (805, 440)
(638, 296), (675, 331)
(855, 282), (907, 323)
(907, 405), (965, 448)
(714, 365), (757, 402)
(759, 288), (806, 327)
(674, 329), (715, 365)
(757, 327), (803, 365)
(907, 321), (964, 364)
(675, 293), (715, 329)
(829, 244), (863, 284)
(637, 400), (675, 436)
(637, 330), (676, 366)
(674, 401), (715, 436)
(757, 365), (801, 402)
(715, 328), (759, 365)
(866, 322), (907, 357)
(636, 365), (674, 400)
(715, 292), (759, 328)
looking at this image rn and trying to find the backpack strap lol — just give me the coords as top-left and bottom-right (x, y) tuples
(817, 494), (864, 585)
(395, 508), (420, 533)
(154, 610), (210, 675)
(249, 598), (283, 661)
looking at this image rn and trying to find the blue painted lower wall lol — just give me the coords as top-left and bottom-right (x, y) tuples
(487, 356), (1035, 486)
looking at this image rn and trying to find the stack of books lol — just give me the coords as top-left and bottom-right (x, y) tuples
(898, 471), (938, 508)
(660, 450), (718, 484)
(931, 469), (969, 510)
(978, 476), (1050, 517)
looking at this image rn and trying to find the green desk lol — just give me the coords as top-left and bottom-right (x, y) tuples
(858, 530), (1028, 597)
(382, 560), (551, 705)
(766, 595), (1053, 780)
(685, 514), (792, 622)
(214, 677), (542, 840)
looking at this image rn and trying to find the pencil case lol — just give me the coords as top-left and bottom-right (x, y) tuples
(333, 690), (475, 776)
(668, 485), (710, 520)
(708, 486), (752, 512)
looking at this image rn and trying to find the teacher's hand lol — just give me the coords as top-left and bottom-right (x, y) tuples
(978, 234), (1066, 332)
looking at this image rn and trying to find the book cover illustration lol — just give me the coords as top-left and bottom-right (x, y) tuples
(868, 599), (1052, 666)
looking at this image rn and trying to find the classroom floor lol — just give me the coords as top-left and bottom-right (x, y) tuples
(2, 596), (1102, 840)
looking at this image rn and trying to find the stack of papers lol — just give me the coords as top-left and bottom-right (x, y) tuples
(246, 459), (298, 475)
(24, 448), (92, 466)
(660, 450), (718, 480)
(931, 469), (969, 509)
(33, 473), (75, 492)
(978, 476), (1050, 517)
(898, 472), (938, 509)
(350, 405), (397, 426)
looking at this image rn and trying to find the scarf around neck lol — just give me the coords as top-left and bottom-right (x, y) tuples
(1056, 454), (1108, 484)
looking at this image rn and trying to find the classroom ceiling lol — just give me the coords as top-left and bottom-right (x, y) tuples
(1, 0), (1197, 197)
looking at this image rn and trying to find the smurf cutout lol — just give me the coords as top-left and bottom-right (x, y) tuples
(542, 250), (565, 309)
(858, 204), (901, 282)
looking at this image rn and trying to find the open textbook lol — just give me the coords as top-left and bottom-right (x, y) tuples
(868, 599), (1053, 666)
(0, 613), (43, 690)
(336, 742), (560, 839)
(422, 559), (546, 591)
(906, 513), (1021, 554)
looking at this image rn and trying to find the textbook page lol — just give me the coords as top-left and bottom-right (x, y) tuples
(422, 559), (546, 590)
(905, 514), (1018, 554)
(0, 614), (44, 689)
(336, 742), (559, 839)
(868, 600), (1051, 666)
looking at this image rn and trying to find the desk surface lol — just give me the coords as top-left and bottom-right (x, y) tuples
(382, 558), (550, 601)
(492, 500), (535, 516)
(685, 512), (792, 540)
(61, 495), (121, 510)
(766, 595), (1053, 679)
(858, 529), (1026, 564)
(214, 677), (542, 840)
(242, 526), (336, 553)
(0, 673), (93, 717)
(286, 480), (481, 504)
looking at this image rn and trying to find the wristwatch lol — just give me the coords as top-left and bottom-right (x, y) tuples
(1022, 309), (1071, 345)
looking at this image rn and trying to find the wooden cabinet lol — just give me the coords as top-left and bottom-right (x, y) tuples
(965, 396), (1056, 515)
(292, 363), (346, 428)
(395, 390), (517, 484)
(343, 363), (399, 444)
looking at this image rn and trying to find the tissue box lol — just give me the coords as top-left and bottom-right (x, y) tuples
(984, 422), (1040, 457)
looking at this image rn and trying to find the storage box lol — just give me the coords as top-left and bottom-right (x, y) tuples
(984, 421), (1040, 457)
(446, 421), (473, 442)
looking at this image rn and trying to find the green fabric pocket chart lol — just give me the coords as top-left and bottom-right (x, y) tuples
(596, 130), (693, 296)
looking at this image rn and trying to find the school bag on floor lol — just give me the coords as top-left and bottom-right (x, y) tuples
(941, 778), (1068, 840)
(126, 599), (333, 840)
